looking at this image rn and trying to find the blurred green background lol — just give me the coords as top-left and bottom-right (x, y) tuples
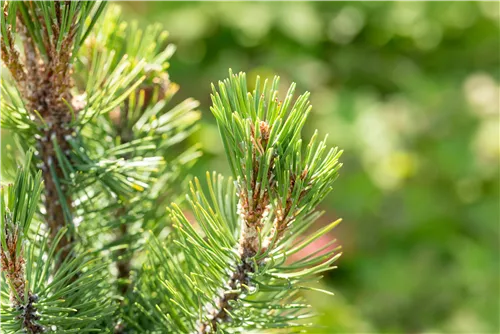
(118, 1), (500, 333)
(0, 1), (498, 332)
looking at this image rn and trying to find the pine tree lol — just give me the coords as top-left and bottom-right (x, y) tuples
(1, 2), (342, 333)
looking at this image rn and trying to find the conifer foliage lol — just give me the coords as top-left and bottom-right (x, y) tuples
(1, 2), (343, 333)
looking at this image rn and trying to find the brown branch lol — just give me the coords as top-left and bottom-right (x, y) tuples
(237, 120), (272, 258)
(237, 187), (270, 258)
(1, 212), (44, 333)
(114, 100), (132, 296)
(113, 82), (167, 298)
(54, 1), (62, 27)
(40, 126), (75, 259)
(115, 219), (131, 297)
(264, 169), (309, 252)
(19, 294), (44, 334)
(198, 261), (254, 333)
(198, 121), (273, 333)
(32, 30), (76, 261)
(17, 14), (75, 258)
(3, 3), (79, 259)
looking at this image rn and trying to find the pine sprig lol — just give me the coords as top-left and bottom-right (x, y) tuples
(139, 71), (343, 333)
(1, 229), (117, 333)
(1, 151), (42, 307)
(0, 151), (116, 333)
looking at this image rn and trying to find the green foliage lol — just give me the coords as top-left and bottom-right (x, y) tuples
(1, 2), (202, 333)
(0, 1), (105, 63)
(117, 2), (499, 333)
(1, 152), (116, 332)
(1, 231), (116, 333)
(1, 1), (200, 234)
(211, 72), (342, 228)
(0, 152), (42, 243)
(0, 3), (349, 334)
(136, 72), (343, 333)
(70, 6), (201, 256)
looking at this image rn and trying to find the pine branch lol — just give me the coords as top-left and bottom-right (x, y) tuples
(139, 70), (343, 333)
(199, 71), (342, 332)
(1, 151), (116, 333)
(1, 151), (44, 333)
(1, 1), (106, 257)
